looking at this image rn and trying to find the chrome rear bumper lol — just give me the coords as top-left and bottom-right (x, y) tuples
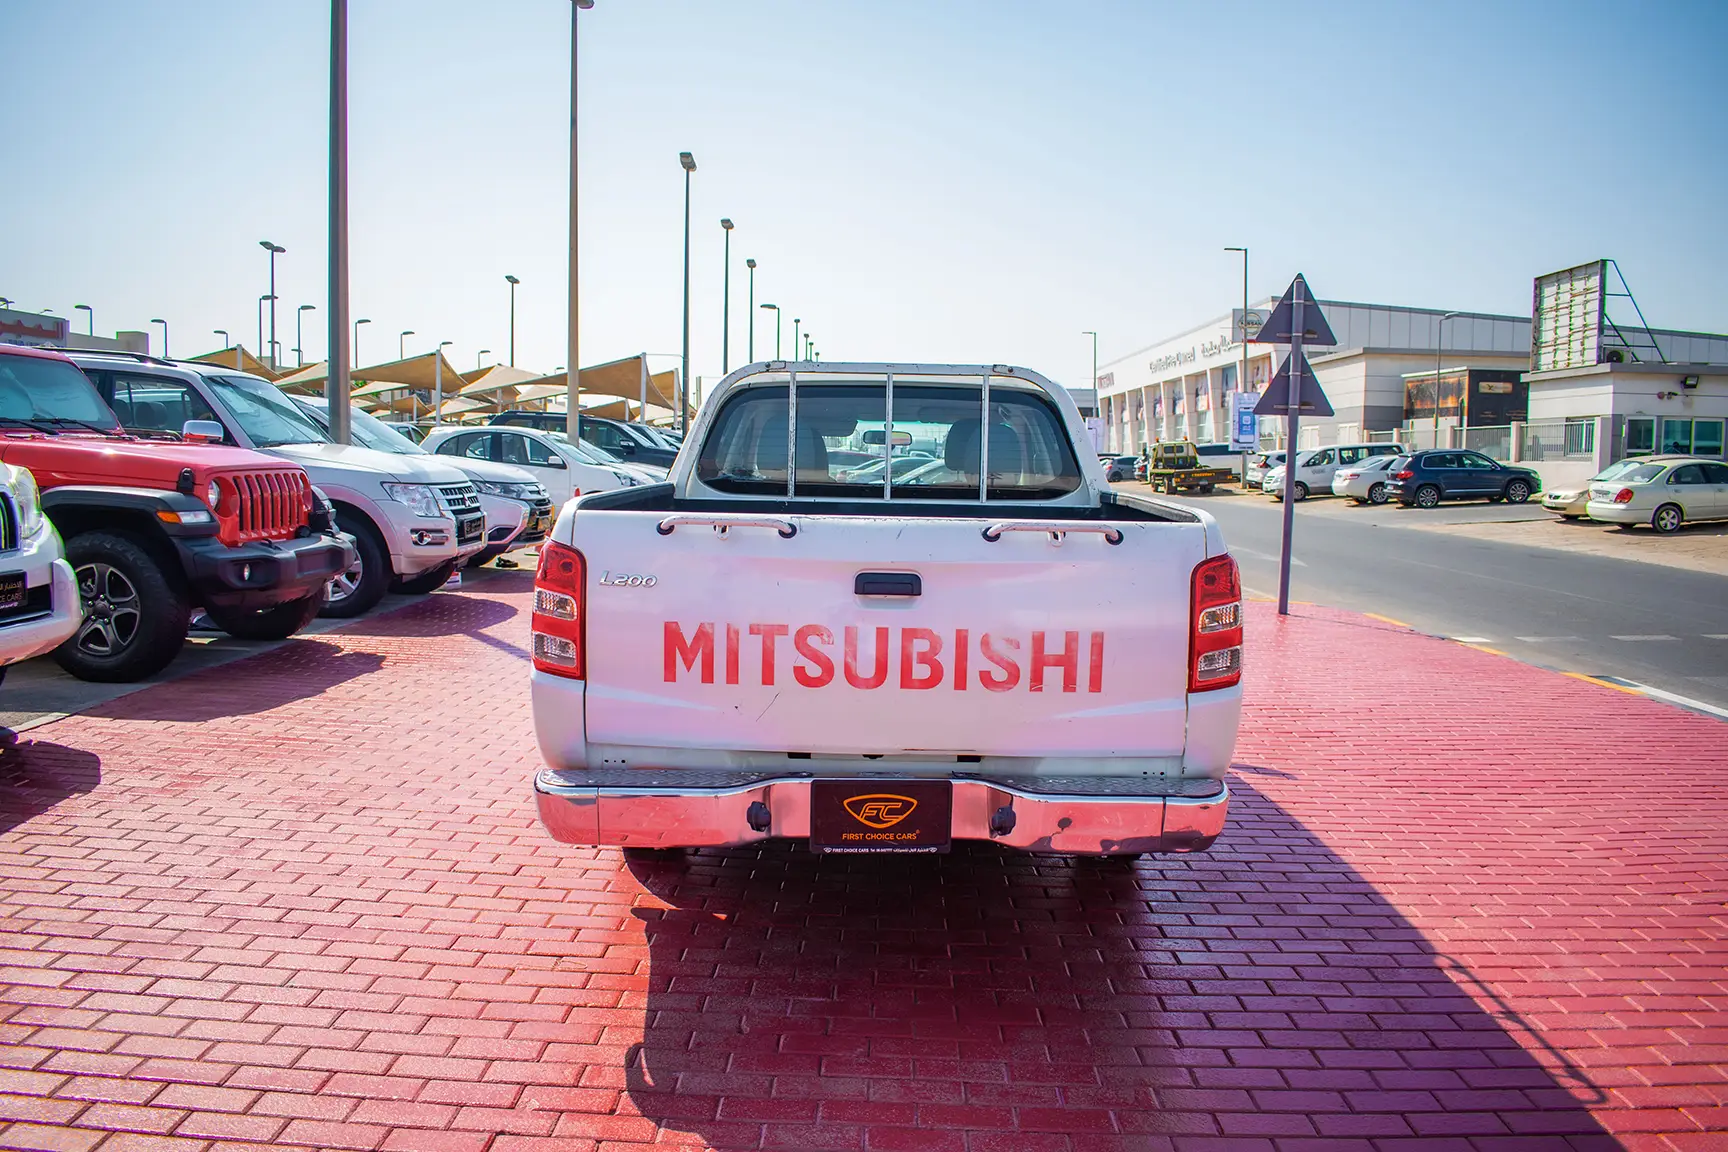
(533, 770), (1227, 856)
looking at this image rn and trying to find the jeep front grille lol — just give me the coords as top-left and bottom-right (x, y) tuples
(0, 494), (16, 553)
(224, 470), (311, 545)
(437, 483), (482, 516)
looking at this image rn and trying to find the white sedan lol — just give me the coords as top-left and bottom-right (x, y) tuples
(1542, 458), (1656, 520)
(1330, 456), (1398, 504)
(421, 425), (642, 507)
(1584, 457), (1728, 534)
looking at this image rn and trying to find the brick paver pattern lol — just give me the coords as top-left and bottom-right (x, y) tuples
(2, 573), (1726, 1151)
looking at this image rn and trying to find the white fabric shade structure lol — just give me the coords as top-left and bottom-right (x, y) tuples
(190, 345), (282, 381)
(508, 354), (685, 421)
(266, 351), (469, 410)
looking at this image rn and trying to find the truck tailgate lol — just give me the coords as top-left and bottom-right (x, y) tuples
(569, 511), (1210, 759)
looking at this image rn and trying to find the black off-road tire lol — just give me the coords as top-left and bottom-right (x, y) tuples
(53, 531), (189, 683)
(320, 517), (390, 619)
(204, 592), (325, 642)
(393, 559), (459, 596)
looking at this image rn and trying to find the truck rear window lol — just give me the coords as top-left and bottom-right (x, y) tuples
(695, 382), (1082, 500)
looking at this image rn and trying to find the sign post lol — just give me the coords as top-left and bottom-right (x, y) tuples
(1251, 274), (1337, 616)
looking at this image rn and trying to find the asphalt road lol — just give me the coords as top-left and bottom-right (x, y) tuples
(1162, 488), (1728, 713)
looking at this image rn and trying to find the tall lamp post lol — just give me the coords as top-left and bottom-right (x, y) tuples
(353, 317), (370, 364)
(258, 295), (275, 359)
(399, 329), (415, 359)
(759, 303), (780, 358)
(328, 0), (352, 442)
(1436, 311), (1461, 449)
(567, 0), (596, 439)
(719, 218), (734, 374)
(296, 304), (315, 366)
(505, 275), (519, 365)
(477, 348), (492, 372)
(214, 329), (237, 369)
(74, 304), (93, 335)
(745, 258), (757, 362)
(259, 241), (285, 369)
(434, 340), (453, 424)
(151, 319), (168, 358)
(792, 317), (801, 362)
(678, 151), (696, 434)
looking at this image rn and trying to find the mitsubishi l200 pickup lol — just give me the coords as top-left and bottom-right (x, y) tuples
(531, 363), (1242, 858)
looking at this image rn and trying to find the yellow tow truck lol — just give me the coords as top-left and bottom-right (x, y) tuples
(1143, 440), (1235, 495)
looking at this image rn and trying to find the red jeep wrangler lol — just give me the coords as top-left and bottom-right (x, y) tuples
(0, 343), (354, 682)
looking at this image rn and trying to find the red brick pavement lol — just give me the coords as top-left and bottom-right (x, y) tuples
(2, 573), (1726, 1151)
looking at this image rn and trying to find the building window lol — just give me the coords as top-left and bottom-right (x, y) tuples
(1692, 419), (1724, 457)
(1625, 417), (1655, 455)
(1659, 418), (1694, 454)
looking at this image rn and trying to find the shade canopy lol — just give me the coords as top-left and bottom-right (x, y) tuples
(190, 345), (280, 380)
(265, 350), (467, 397)
(513, 353), (681, 413)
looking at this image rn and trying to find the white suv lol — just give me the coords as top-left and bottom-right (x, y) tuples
(0, 462), (80, 707)
(68, 352), (486, 618)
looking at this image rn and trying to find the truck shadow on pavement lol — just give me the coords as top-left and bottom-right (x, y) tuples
(0, 739), (101, 837)
(82, 638), (385, 724)
(337, 578), (533, 662)
(616, 779), (1612, 1149)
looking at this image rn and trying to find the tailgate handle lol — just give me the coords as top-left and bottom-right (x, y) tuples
(656, 514), (797, 539)
(982, 521), (1124, 545)
(855, 571), (921, 597)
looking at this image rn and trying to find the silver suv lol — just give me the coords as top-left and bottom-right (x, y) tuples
(67, 351), (485, 617)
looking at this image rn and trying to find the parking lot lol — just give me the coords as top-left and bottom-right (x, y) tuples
(4, 572), (1726, 1151)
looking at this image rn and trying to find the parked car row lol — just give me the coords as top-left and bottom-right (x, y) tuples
(1248, 443), (1545, 510)
(0, 342), (653, 694)
(1546, 455), (1728, 533)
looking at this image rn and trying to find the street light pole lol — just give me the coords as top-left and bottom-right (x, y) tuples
(435, 339), (452, 425)
(328, 0), (351, 442)
(354, 317), (370, 364)
(399, 329), (414, 360)
(74, 304), (92, 335)
(150, 319), (168, 358)
(793, 317), (801, 362)
(260, 241), (284, 369)
(567, 0), (595, 439)
(745, 259), (756, 362)
(214, 329), (236, 369)
(720, 218), (733, 374)
(760, 303), (780, 358)
(505, 274), (519, 365)
(258, 294), (274, 359)
(679, 151), (696, 434)
(1436, 311), (1461, 450)
(297, 304), (315, 366)
(478, 348), (491, 372)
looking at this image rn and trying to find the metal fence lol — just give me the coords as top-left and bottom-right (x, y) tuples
(1463, 425), (1513, 461)
(1521, 418), (1596, 461)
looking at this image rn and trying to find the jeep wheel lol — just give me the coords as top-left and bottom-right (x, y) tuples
(393, 559), (458, 596)
(204, 592), (325, 642)
(320, 518), (389, 619)
(54, 532), (189, 683)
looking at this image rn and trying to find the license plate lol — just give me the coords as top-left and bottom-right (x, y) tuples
(0, 573), (24, 612)
(457, 515), (485, 545)
(810, 779), (952, 854)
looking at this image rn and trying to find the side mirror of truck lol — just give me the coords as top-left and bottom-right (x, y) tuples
(182, 419), (225, 443)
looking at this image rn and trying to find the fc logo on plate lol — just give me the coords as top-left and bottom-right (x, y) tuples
(842, 794), (918, 829)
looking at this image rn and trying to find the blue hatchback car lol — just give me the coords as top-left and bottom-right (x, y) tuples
(1384, 450), (1541, 509)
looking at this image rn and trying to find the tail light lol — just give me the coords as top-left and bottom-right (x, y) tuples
(1395, 469), (1415, 480)
(1613, 488), (1634, 504)
(1189, 554), (1243, 693)
(532, 540), (586, 679)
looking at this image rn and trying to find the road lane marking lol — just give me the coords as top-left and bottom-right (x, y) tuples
(1364, 613), (1411, 627)
(1563, 672), (1644, 695)
(1514, 636), (1584, 642)
(1616, 683), (1728, 721)
(1232, 546), (1307, 568)
(1609, 635), (1678, 641)
(1452, 636), (1494, 644)
(1705, 634), (1728, 640)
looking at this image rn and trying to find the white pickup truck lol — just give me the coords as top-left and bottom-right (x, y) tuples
(531, 363), (1241, 857)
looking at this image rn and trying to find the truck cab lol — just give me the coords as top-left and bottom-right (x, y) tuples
(530, 362), (1241, 858)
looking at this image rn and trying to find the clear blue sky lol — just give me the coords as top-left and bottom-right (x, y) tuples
(3, 0), (1724, 390)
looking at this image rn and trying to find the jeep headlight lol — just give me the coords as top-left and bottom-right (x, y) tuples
(14, 468), (44, 537)
(381, 482), (442, 518)
(206, 480), (221, 510)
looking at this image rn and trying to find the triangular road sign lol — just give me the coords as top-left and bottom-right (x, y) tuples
(1249, 273), (1337, 346)
(1254, 349), (1334, 417)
